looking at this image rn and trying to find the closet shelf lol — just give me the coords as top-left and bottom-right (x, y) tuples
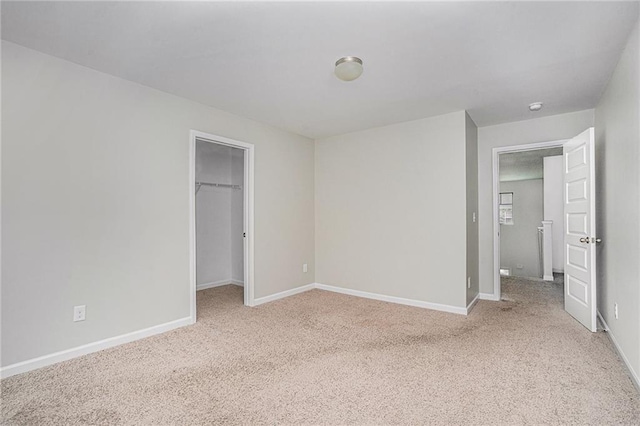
(195, 181), (242, 194)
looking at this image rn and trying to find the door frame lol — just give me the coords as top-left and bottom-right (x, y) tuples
(189, 130), (256, 323)
(491, 139), (566, 300)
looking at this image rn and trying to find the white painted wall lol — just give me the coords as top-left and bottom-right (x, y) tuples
(594, 17), (640, 384)
(543, 155), (563, 272)
(477, 109), (595, 296)
(231, 149), (244, 283)
(1, 41), (315, 367)
(466, 113), (479, 305)
(499, 179), (543, 279)
(315, 111), (468, 309)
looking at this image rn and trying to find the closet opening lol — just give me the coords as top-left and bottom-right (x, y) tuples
(189, 131), (255, 323)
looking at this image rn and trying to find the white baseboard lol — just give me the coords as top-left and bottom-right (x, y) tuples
(252, 283), (316, 306)
(479, 292), (500, 301)
(543, 274), (554, 281)
(0, 283), (511, 379)
(230, 279), (244, 287)
(597, 311), (640, 390)
(197, 279), (233, 291)
(315, 283), (467, 315)
(0, 316), (192, 379)
(197, 279), (244, 291)
(253, 282), (469, 316)
(466, 294), (480, 314)
(1, 281), (469, 379)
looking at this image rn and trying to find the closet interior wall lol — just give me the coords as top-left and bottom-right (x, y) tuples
(195, 141), (244, 289)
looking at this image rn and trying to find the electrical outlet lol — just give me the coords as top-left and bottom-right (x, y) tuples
(614, 303), (619, 320)
(467, 277), (471, 289)
(472, 212), (476, 223)
(516, 264), (524, 269)
(303, 263), (308, 273)
(73, 305), (86, 322)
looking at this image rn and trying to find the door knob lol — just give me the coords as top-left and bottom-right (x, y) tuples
(592, 237), (602, 243)
(579, 237), (589, 243)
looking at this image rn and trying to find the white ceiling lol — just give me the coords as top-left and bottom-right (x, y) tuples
(499, 148), (563, 182)
(2, 2), (638, 139)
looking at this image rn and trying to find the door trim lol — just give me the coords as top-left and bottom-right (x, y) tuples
(491, 139), (566, 301)
(189, 130), (256, 324)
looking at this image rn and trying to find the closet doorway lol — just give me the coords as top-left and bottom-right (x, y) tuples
(189, 130), (255, 322)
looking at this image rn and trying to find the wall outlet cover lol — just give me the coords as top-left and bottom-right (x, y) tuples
(73, 305), (86, 322)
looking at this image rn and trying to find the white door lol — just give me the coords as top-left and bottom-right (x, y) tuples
(563, 127), (597, 332)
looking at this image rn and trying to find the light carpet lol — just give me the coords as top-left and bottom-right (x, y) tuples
(2, 277), (639, 425)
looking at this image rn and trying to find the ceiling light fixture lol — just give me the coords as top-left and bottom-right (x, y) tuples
(529, 102), (543, 112)
(335, 56), (363, 81)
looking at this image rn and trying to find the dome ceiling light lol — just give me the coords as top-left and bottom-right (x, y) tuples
(334, 56), (363, 81)
(529, 102), (543, 112)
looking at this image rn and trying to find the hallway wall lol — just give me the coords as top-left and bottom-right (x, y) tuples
(499, 179), (543, 279)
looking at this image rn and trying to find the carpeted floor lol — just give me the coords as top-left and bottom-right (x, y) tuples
(2, 277), (639, 425)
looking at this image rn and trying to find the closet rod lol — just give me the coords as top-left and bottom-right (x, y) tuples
(195, 181), (242, 194)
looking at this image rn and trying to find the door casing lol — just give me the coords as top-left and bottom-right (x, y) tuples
(491, 139), (567, 301)
(189, 130), (256, 324)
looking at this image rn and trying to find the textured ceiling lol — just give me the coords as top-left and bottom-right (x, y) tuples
(2, 1), (638, 138)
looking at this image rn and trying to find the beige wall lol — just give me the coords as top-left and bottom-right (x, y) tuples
(315, 111), (468, 308)
(477, 109), (595, 296)
(1, 41), (315, 367)
(465, 113), (479, 305)
(594, 18), (640, 383)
